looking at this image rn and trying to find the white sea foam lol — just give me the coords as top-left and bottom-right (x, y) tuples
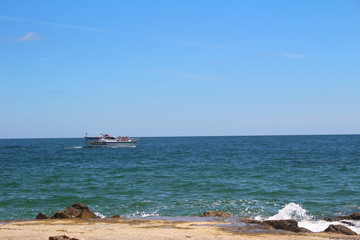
(132, 211), (159, 217)
(267, 202), (312, 221)
(94, 212), (106, 219)
(299, 220), (360, 234)
(263, 202), (360, 234)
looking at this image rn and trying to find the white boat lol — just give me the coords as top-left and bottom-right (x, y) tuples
(85, 133), (139, 148)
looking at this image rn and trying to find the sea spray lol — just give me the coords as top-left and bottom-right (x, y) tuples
(94, 212), (106, 219)
(259, 202), (360, 234)
(298, 219), (360, 234)
(267, 202), (312, 221)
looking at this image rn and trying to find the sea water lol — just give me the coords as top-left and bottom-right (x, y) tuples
(0, 135), (359, 232)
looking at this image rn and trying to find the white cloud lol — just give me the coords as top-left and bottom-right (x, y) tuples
(279, 53), (308, 59)
(0, 15), (111, 33)
(16, 32), (42, 41)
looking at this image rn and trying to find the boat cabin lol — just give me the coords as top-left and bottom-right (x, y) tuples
(103, 134), (117, 140)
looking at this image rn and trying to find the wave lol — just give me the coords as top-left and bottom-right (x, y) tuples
(259, 202), (360, 234)
(94, 212), (106, 219)
(132, 211), (160, 218)
(267, 202), (312, 221)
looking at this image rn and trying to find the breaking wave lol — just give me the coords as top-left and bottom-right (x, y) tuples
(267, 202), (312, 221)
(258, 202), (360, 234)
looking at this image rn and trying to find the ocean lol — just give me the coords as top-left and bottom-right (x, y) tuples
(1, 135), (360, 232)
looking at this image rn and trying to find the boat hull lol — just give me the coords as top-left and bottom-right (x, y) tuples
(85, 138), (138, 148)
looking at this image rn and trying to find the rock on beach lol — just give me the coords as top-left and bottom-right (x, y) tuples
(36, 212), (49, 219)
(324, 212), (360, 221)
(202, 211), (233, 217)
(263, 219), (302, 233)
(50, 203), (100, 219)
(323, 224), (358, 235)
(49, 235), (80, 240)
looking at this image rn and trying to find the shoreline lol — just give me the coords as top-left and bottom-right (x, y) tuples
(2, 217), (358, 240)
(2, 203), (360, 239)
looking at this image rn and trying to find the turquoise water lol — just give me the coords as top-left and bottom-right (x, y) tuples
(1, 135), (359, 221)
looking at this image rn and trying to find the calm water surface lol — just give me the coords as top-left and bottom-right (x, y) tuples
(0, 135), (359, 221)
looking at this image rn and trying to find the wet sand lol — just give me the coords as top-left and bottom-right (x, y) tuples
(1, 218), (358, 240)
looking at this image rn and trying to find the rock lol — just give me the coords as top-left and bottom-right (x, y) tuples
(236, 218), (273, 230)
(110, 215), (122, 218)
(299, 227), (312, 233)
(323, 224), (358, 235)
(49, 235), (80, 240)
(346, 212), (360, 220)
(202, 211), (232, 217)
(263, 219), (301, 232)
(324, 212), (360, 221)
(341, 220), (355, 227)
(240, 218), (263, 225)
(324, 216), (342, 221)
(50, 203), (100, 219)
(36, 212), (49, 219)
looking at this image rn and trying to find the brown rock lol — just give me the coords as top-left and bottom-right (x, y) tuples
(110, 215), (122, 218)
(202, 211), (232, 217)
(263, 219), (301, 232)
(50, 203), (100, 219)
(340, 220), (355, 226)
(36, 212), (49, 219)
(299, 227), (312, 233)
(240, 217), (264, 224)
(324, 212), (360, 221)
(346, 212), (360, 220)
(49, 235), (80, 240)
(324, 216), (342, 221)
(323, 224), (358, 235)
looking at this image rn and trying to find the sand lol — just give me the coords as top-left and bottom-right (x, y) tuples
(1, 218), (359, 240)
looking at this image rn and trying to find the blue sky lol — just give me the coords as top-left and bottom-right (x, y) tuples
(1, 0), (359, 138)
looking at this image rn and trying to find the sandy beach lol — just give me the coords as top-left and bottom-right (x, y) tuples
(1, 218), (359, 240)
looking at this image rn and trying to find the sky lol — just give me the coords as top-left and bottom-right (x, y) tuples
(0, 0), (359, 138)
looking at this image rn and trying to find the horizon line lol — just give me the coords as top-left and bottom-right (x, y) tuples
(1, 133), (359, 140)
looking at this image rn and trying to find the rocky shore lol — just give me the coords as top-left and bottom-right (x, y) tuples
(1, 203), (360, 240)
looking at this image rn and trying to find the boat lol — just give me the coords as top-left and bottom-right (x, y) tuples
(85, 133), (139, 148)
